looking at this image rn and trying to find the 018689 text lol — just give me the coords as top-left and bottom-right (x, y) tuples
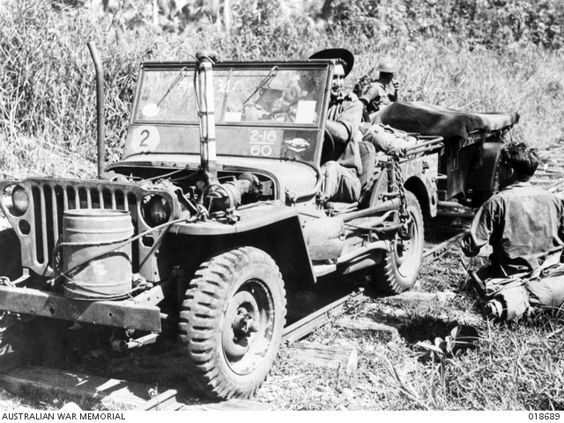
(528, 413), (560, 421)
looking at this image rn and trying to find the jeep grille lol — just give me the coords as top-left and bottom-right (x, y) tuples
(30, 182), (138, 268)
(0, 178), (175, 278)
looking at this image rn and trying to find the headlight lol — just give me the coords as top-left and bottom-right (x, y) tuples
(142, 195), (171, 227)
(12, 185), (29, 216)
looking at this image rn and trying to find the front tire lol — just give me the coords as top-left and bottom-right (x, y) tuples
(373, 192), (424, 294)
(179, 246), (286, 399)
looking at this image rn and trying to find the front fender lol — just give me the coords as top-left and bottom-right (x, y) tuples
(168, 204), (315, 289)
(168, 203), (298, 236)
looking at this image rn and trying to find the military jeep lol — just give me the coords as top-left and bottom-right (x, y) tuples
(0, 54), (442, 399)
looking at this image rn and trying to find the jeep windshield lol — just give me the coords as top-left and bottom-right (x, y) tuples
(124, 62), (331, 165)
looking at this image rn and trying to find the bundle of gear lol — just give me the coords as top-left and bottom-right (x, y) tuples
(472, 260), (564, 321)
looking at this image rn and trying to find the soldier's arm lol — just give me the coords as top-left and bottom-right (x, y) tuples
(358, 83), (383, 113)
(461, 199), (497, 257)
(326, 98), (363, 146)
(460, 232), (480, 257)
(325, 120), (350, 146)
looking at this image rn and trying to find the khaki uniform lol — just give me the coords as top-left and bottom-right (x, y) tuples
(462, 182), (564, 276)
(462, 182), (564, 320)
(321, 93), (364, 203)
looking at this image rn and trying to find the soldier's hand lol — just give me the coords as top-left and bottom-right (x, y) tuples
(460, 231), (480, 257)
(393, 80), (400, 90)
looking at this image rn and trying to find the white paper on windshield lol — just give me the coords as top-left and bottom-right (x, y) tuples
(295, 101), (316, 124)
(142, 103), (159, 118)
(224, 111), (242, 122)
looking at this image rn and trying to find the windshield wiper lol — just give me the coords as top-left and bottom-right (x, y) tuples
(156, 67), (190, 108)
(242, 66), (279, 106)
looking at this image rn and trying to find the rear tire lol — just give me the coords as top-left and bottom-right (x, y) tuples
(373, 192), (424, 294)
(179, 246), (286, 399)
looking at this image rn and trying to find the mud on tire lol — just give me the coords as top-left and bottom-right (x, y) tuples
(178, 246), (286, 399)
(373, 192), (425, 294)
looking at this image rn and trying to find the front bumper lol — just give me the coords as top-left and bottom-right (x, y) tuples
(0, 285), (162, 332)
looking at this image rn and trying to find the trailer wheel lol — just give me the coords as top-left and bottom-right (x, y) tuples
(373, 192), (424, 294)
(179, 246), (286, 399)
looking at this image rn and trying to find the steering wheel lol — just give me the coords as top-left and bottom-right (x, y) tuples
(321, 127), (336, 164)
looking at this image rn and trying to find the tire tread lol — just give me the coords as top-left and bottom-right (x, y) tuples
(178, 246), (286, 399)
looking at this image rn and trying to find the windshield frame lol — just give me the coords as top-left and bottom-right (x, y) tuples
(131, 61), (333, 129)
(126, 60), (334, 168)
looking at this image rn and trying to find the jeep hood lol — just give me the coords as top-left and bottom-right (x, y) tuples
(112, 154), (319, 200)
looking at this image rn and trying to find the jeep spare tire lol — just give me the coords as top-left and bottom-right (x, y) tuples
(179, 246), (286, 399)
(373, 191), (424, 294)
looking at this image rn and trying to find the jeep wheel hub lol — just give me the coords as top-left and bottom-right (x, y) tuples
(222, 279), (274, 375)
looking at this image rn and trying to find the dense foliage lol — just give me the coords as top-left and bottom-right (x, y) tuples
(328, 0), (563, 50)
(0, 0), (562, 173)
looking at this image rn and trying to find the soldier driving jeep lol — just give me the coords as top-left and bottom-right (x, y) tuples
(461, 142), (564, 320)
(310, 48), (364, 204)
(309, 49), (416, 204)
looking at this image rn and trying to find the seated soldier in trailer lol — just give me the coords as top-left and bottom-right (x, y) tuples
(355, 57), (400, 120)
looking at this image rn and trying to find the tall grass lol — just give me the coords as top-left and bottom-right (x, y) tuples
(370, 43), (564, 149)
(0, 135), (94, 179)
(0, 0), (562, 173)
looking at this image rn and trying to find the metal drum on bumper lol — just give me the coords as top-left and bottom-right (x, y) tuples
(61, 209), (134, 300)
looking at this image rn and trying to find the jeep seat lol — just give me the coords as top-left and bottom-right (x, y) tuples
(375, 101), (519, 140)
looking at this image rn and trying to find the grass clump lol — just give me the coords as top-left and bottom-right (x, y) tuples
(410, 315), (564, 410)
(0, 134), (94, 179)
